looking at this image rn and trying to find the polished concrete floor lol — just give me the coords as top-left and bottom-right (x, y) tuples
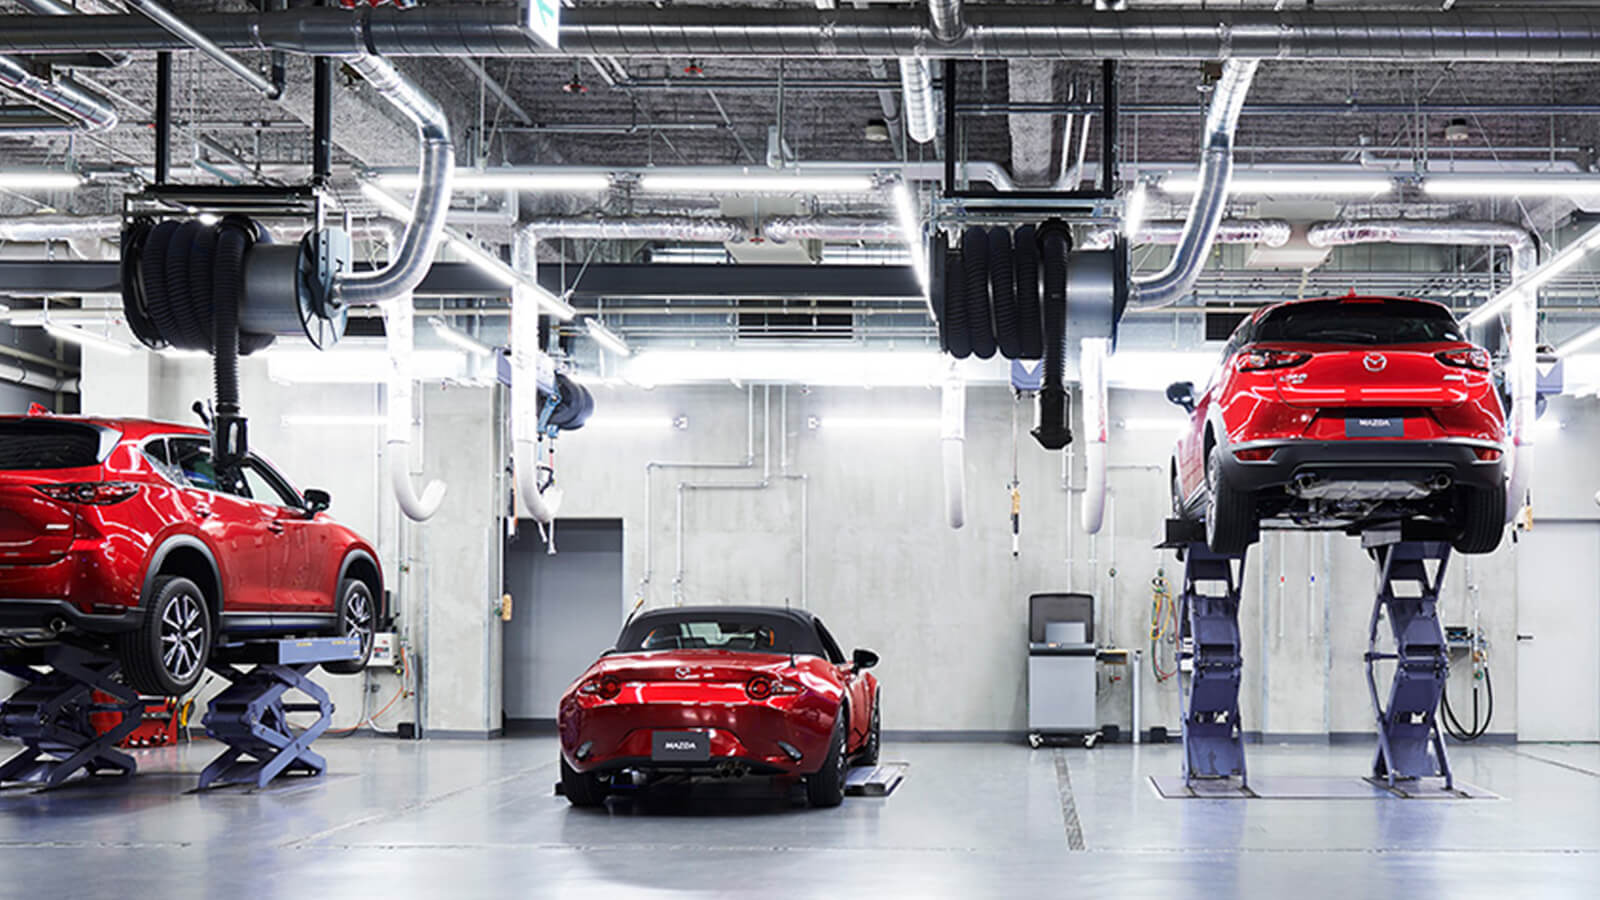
(0, 737), (1597, 898)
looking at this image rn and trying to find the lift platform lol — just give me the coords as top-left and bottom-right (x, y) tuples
(1161, 520), (1248, 789)
(196, 636), (361, 791)
(0, 643), (146, 789)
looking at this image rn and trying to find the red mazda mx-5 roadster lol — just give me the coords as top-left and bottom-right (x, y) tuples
(557, 605), (880, 808)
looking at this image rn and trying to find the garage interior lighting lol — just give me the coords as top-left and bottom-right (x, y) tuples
(890, 180), (930, 297)
(428, 316), (495, 357)
(1464, 222), (1600, 327)
(1122, 181), (1149, 240)
(266, 348), (467, 384)
(281, 414), (387, 427)
(0, 171), (83, 191)
(1424, 175), (1600, 198)
(375, 170), (612, 193)
(624, 349), (950, 388)
(584, 318), (632, 357)
(1159, 174), (1394, 196)
(635, 172), (877, 194)
(44, 321), (132, 356)
(359, 181), (577, 321)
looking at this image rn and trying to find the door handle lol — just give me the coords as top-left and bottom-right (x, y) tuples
(193, 503), (212, 518)
(267, 520), (286, 534)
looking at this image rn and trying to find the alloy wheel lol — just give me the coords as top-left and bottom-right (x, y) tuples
(344, 584), (374, 656)
(159, 591), (205, 685)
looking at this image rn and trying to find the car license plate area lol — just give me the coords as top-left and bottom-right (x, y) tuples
(1344, 417), (1405, 438)
(652, 730), (710, 762)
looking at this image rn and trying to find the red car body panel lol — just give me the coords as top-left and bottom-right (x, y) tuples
(0, 414), (380, 639)
(559, 609), (878, 777)
(1172, 296), (1506, 525)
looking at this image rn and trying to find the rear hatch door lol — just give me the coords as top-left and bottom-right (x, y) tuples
(0, 420), (116, 563)
(1273, 347), (1471, 410)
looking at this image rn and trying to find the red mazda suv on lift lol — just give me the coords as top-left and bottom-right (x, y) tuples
(0, 412), (382, 695)
(1168, 295), (1507, 555)
(558, 606), (881, 808)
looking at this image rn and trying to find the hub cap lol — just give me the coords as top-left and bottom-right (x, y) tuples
(160, 592), (205, 684)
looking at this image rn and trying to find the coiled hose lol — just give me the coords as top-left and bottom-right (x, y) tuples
(1032, 225), (1073, 450)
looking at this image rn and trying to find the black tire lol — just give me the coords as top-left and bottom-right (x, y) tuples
(1171, 464), (1188, 520)
(806, 709), (848, 808)
(942, 248), (972, 359)
(857, 693), (881, 766)
(1453, 487), (1507, 554)
(987, 227), (1021, 359)
(960, 226), (997, 360)
(561, 755), (609, 807)
(323, 578), (377, 675)
(118, 575), (212, 696)
(1013, 225), (1043, 360)
(1204, 445), (1257, 555)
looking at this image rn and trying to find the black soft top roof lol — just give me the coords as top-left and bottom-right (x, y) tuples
(616, 605), (825, 656)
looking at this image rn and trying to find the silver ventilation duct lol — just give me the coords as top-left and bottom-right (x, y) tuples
(928, 0), (967, 44)
(1130, 60), (1258, 310)
(0, 215), (120, 242)
(1305, 219), (1536, 280)
(762, 217), (902, 243)
(1082, 219), (1292, 251)
(15, 7), (1600, 61)
(524, 216), (749, 243)
(898, 57), (936, 144)
(0, 54), (117, 133)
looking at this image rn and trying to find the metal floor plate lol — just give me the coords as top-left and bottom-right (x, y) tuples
(1150, 774), (1499, 800)
(845, 762), (908, 797)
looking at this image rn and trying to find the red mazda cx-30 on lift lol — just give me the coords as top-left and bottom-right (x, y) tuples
(0, 412), (382, 695)
(558, 606), (881, 808)
(1168, 295), (1508, 555)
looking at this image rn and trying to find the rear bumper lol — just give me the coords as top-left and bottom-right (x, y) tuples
(559, 699), (834, 776)
(0, 597), (140, 639)
(1221, 438), (1505, 495)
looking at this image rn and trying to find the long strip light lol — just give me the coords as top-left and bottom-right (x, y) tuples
(1555, 324), (1600, 358)
(1464, 222), (1600, 327)
(1425, 175), (1600, 198)
(1122, 181), (1149, 239)
(1159, 174), (1394, 196)
(889, 180), (930, 298)
(44, 322), (132, 356)
(428, 316), (495, 357)
(636, 172), (876, 194)
(0, 172), (83, 191)
(359, 181), (577, 320)
(584, 317), (631, 357)
(375, 170), (612, 193)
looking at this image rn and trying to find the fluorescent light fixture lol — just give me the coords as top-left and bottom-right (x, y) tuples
(636, 172), (876, 195)
(0, 172), (83, 191)
(266, 348), (466, 384)
(360, 181), (577, 321)
(1122, 181), (1148, 240)
(625, 349), (949, 388)
(582, 415), (689, 430)
(1556, 323), (1600, 358)
(1424, 175), (1600, 198)
(1117, 418), (1186, 432)
(158, 347), (212, 359)
(807, 415), (941, 431)
(428, 316), (495, 357)
(1160, 174), (1393, 196)
(376, 170), (612, 193)
(584, 318), (631, 357)
(281, 414), (387, 427)
(890, 180), (930, 297)
(44, 322), (132, 356)
(1464, 223), (1600, 327)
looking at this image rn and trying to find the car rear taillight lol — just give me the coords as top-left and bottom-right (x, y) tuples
(33, 482), (140, 505)
(1233, 448), (1275, 462)
(745, 675), (801, 700)
(1474, 447), (1503, 462)
(1237, 349), (1311, 372)
(1436, 348), (1490, 371)
(579, 675), (621, 699)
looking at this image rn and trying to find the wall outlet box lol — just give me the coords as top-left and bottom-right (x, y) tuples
(371, 632), (398, 668)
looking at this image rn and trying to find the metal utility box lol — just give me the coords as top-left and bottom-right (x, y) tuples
(1027, 593), (1097, 738)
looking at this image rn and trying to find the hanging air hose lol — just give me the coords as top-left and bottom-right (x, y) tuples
(1442, 644), (1494, 741)
(1033, 222), (1073, 449)
(1149, 569), (1178, 683)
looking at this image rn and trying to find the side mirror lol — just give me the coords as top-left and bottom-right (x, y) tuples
(851, 648), (879, 671)
(1165, 381), (1196, 414)
(303, 488), (331, 514)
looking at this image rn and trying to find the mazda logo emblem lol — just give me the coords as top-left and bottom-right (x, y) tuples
(675, 666), (693, 679)
(1363, 353), (1387, 372)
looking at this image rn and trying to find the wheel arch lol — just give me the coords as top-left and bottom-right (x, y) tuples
(143, 536), (222, 624)
(337, 548), (384, 615)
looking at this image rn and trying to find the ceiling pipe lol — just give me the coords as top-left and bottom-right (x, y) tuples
(333, 55), (453, 307)
(1130, 60), (1258, 311)
(511, 227), (561, 525)
(762, 217), (902, 243)
(0, 215), (120, 242)
(0, 359), (76, 394)
(10, 0), (126, 68)
(20, 7), (1600, 61)
(122, 0), (281, 99)
(0, 54), (117, 133)
(864, 58), (905, 160)
(898, 57), (936, 145)
(928, 0), (967, 44)
(383, 294), (446, 522)
(1082, 218), (1292, 251)
(523, 215), (749, 243)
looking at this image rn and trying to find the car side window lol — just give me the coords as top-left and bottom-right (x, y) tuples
(167, 438), (223, 492)
(239, 458), (302, 508)
(142, 438), (183, 484)
(813, 619), (846, 665)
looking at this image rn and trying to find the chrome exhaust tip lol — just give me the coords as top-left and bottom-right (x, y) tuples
(48, 617), (68, 634)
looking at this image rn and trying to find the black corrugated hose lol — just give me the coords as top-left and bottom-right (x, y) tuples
(1031, 223), (1073, 450)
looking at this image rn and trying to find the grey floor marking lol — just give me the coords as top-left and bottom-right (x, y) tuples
(1506, 748), (1600, 780)
(1052, 748), (1086, 851)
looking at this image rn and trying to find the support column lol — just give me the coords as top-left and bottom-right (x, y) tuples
(1364, 539), (1454, 789)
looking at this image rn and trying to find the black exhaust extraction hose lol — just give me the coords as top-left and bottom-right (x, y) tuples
(1032, 222), (1073, 450)
(211, 216), (255, 467)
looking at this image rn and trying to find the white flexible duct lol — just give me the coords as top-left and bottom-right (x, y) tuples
(1082, 218), (1292, 251)
(941, 363), (966, 530)
(0, 54), (118, 133)
(1506, 289), (1536, 524)
(1079, 338), (1110, 535)
(1131, 60), (1259, 310)
(382, 295), (446, 522)
(899, 57), (936, 145)
(0, 214), (120, 242)
(523, 215), (749, 242)
(512, 227), (562, 525)
(762, 216), (903, 243)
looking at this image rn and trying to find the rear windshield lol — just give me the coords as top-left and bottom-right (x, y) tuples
(0, 421), (107, 470)
(1255, 299), (1463, 345)
(616, 613), (824, 657)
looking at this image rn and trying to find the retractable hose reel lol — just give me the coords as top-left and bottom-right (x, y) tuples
(121, 215), (352, 467)
(930, 221), (1129, 450)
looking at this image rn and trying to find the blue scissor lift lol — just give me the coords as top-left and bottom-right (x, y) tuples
(0, 643), (145, 789)
(1162, 519), (1456, 791)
